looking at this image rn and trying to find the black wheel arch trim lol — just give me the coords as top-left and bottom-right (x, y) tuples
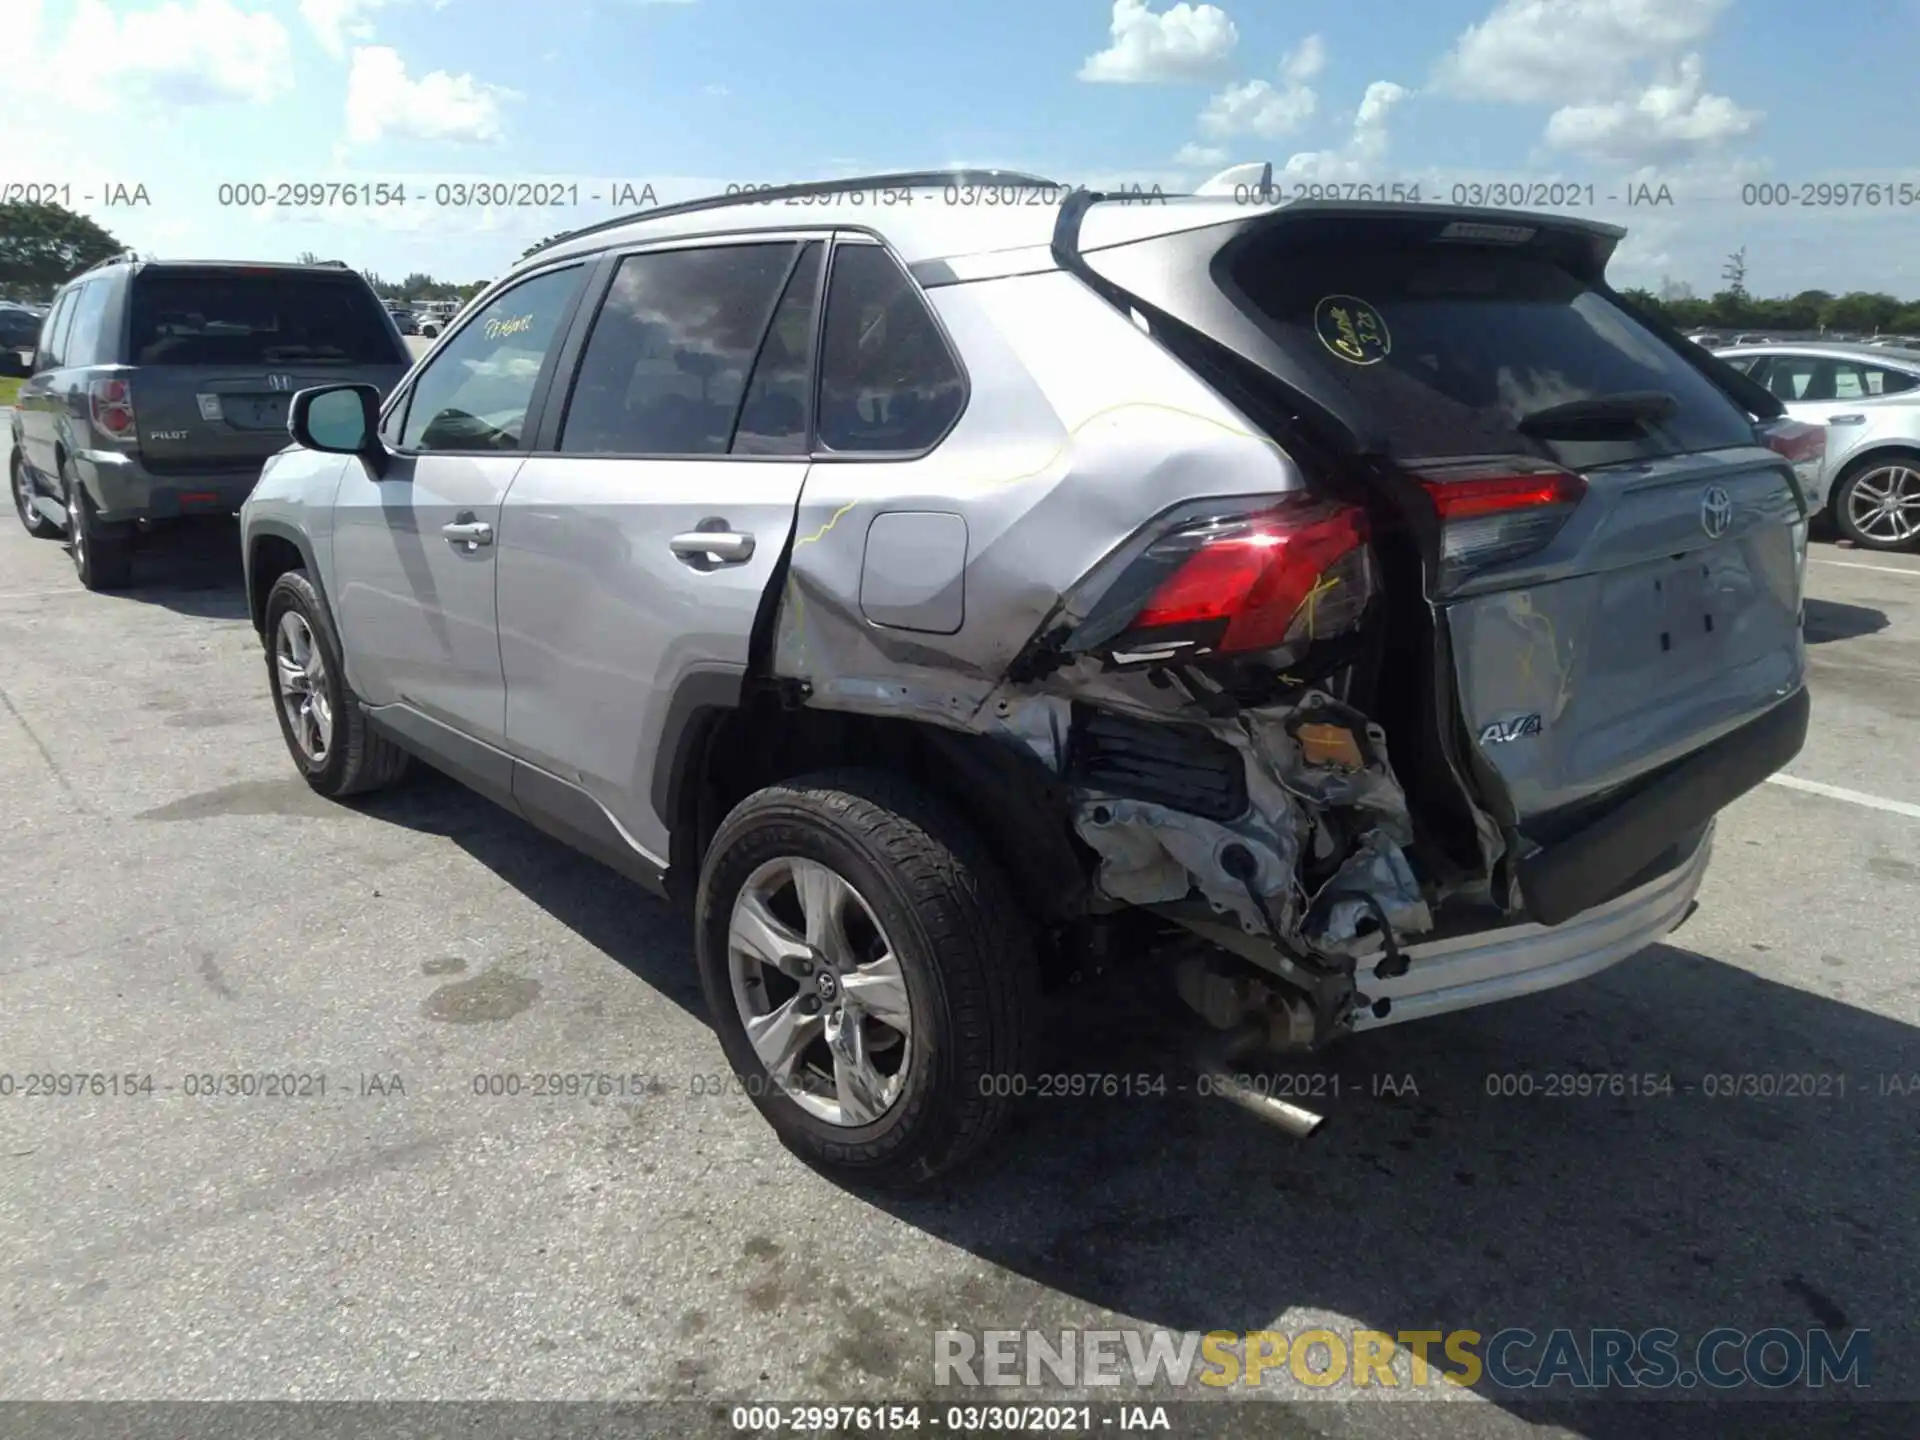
(244, 518), (329, 637)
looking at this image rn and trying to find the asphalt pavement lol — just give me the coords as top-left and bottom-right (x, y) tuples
(1, 422), (1916, 1439)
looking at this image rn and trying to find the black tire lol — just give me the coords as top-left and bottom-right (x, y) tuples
(262, 569), (411, 798)
(1830, 450), (1920, 552)
(11, 448), (61, 538)
(64, 464), (133, 589)
(694, 770), (1037, 1190)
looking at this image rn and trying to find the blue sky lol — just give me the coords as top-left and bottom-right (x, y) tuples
(7, 0), (1919, 296)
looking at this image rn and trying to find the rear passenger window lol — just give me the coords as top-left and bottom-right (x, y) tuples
(816, 243), (964, 453)
(400, 265), (582, 452)
(65, 280), (111, 366)
(732, 243), (823, 456)
(36, 290), (74, 371)
(559, 242), (797, 456)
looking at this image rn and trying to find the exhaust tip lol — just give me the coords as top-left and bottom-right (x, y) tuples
(1200, 1069), (1327, 1140)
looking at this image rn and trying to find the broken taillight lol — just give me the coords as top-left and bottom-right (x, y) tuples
(1087, 495), (1376, 661)
(1410, 458), (1587, 589)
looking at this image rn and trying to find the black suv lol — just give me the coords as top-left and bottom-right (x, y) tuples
(9, 256), (409, 589)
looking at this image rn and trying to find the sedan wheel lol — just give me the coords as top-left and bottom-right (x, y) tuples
(1837, 460), (1920, 550)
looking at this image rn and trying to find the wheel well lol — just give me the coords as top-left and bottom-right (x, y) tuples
(248, 534), (307, 632)
(668, 692), (1093, 936)
(1838, 444), (1920, 480)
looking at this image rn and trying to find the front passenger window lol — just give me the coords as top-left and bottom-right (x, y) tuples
(400, 265), (582, 452)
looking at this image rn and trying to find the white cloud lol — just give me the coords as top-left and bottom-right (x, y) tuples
(1198, 35), (1324, 138)
(1176, 142), (1229, 167)
(1278, 80), (1409, 180)
(48, 0), (294, 109)
(301, 0), (392, 58)
(1079, 0), (1238, 84)
(1545, 55), (1758, 165)
(1200, 79), (1314, 138)
(1282, 33), (1326, 84)
(1434, 0), (1729, 104)
(344, 46), (513, 144)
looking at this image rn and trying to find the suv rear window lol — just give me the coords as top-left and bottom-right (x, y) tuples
(127, 271), (403, 367)
(1230, 243), (1756, 467)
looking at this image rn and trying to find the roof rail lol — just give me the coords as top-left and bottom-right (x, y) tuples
(77, 248), (143, 278)
(519, 168), (1062, 261)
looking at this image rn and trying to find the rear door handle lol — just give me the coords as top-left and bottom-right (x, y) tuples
(670, 530), (755, 564)
(442, 518), (493, 550)
(1827, 414), (1866, 425)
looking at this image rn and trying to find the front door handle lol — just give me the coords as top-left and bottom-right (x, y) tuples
(670, 529), (755, 564)
(1827, 414), (1866, 426)
(442, 517), (493, 550)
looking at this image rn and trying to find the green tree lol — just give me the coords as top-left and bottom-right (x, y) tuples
(0, 201), (125, 300)
(1824, 291), (1901, 334)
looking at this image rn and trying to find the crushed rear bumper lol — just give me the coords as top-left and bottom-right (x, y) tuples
(1352, 818), (1714, 1030)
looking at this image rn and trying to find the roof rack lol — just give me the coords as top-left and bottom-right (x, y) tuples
(520, 168), (1061, 261)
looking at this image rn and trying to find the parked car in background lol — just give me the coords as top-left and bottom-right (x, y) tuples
(10, 256), (411, 588)
(240, 172), (1810, 1187)
(1686, 331), (1727, 348)
(1717, 341), (1920, 549)
(0, 304), (42, 372)
(386, 306), (422, 336)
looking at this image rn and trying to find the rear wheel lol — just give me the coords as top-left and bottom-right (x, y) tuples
(694, 770), (1037, 1190)
(64, 464), (133, 589)
(11, 449), (61, 538)
(263, 569), (411, 798)
(1832, 452), (1920, 551)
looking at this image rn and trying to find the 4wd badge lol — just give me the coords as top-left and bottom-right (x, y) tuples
(1479, 713), (1543, 745)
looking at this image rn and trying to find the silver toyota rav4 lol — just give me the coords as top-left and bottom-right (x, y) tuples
(240, 170), (1814, 1188)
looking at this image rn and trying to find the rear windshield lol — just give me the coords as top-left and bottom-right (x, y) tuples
(1230, 243), (1756, 466)
(128, 271), (404, 367)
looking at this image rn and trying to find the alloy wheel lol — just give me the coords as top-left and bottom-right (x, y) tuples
(726, 856), (914, 1127)
(1846, 464), (1920, 546)
(273, 610), (334, 764)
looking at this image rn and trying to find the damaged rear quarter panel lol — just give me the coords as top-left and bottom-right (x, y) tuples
(772, 268), (1300, 725)
(770, 265), (1434, 968)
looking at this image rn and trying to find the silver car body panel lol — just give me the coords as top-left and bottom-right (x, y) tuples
(494, 453), (811, 864)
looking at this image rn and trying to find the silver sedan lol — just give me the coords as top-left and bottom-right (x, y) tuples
(1717, 342), (1920, 550)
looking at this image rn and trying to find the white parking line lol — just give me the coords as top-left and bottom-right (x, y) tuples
(0, 589), (81, 602)
(1765, 773), (1920, 819)
(1809, 558), (1920, 577)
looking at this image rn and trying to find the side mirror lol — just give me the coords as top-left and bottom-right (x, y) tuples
(290, 384), (387, 476)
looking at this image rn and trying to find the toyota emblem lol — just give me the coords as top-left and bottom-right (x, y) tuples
(1701, 484), (1733, 539)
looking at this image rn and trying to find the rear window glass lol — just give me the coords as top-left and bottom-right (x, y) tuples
(128, 272), (403, 367)
(1231, 244), (1756, 466)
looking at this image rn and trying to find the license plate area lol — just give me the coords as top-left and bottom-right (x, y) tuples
(223, 394), (290, 430)
(1653, 554), (1717, 661)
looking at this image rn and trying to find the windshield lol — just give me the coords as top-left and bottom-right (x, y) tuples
(128, 271), (404, 367)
